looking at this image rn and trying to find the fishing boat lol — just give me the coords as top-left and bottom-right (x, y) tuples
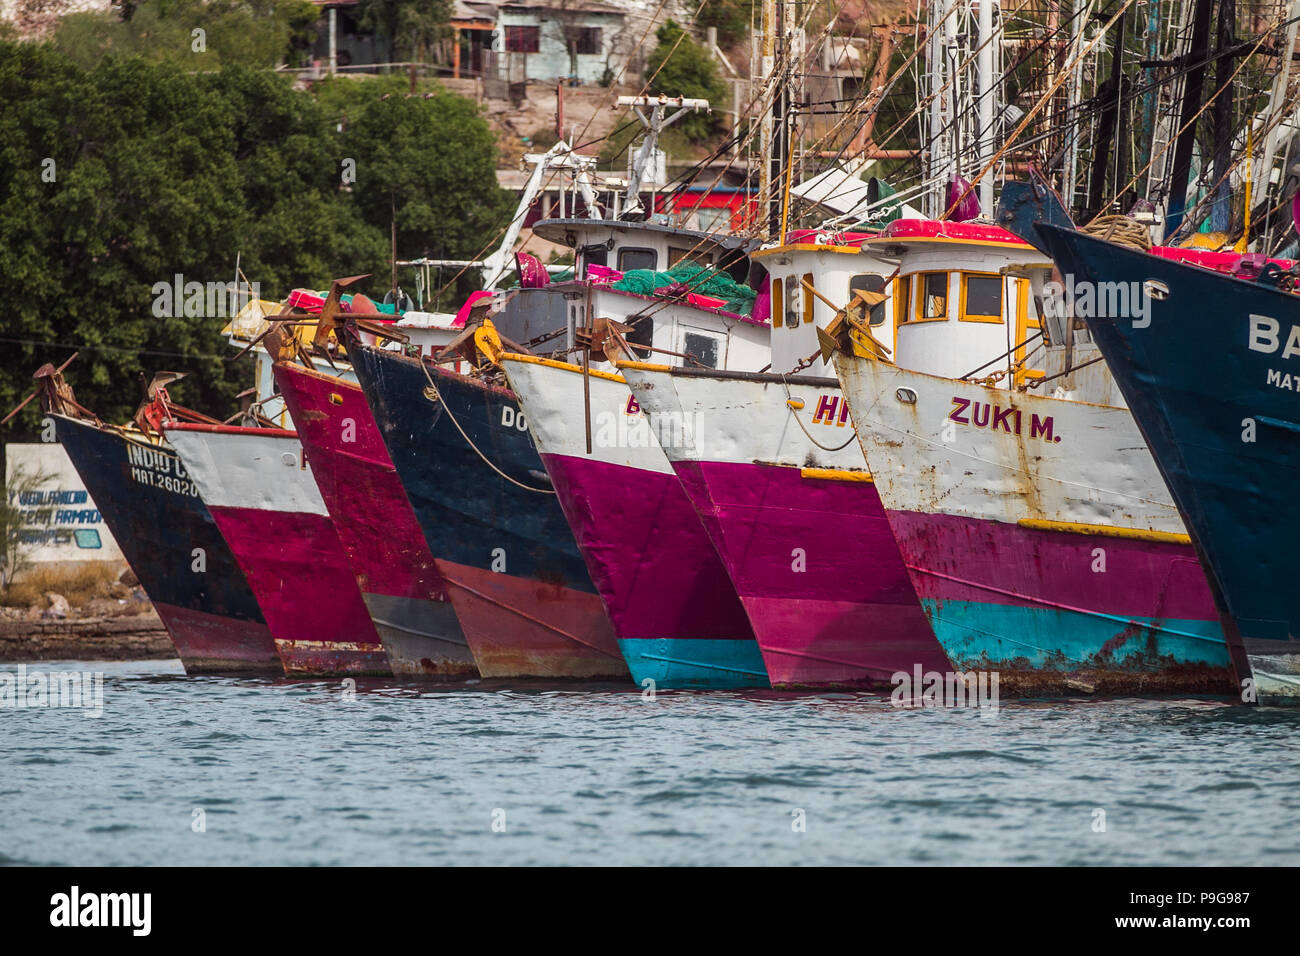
(484, 228), (774, 688)
(163, 421), (391, 676)
(618, 219), (1054, 687)
(28, 365), (280, 673)
(348, 342), (628, 679)
(1036, 223), (1300, 697)
(238, 277), (478, 678)
(830, 305), (1244, 696)
(273, 362), (475, 678)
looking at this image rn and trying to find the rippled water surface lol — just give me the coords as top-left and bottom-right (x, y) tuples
(2, 659), (1297, 866)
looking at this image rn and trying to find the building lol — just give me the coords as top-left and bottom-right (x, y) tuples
(494, 0), (631, 85)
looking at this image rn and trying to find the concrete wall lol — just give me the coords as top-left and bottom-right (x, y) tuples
(5, 443), (123, 568)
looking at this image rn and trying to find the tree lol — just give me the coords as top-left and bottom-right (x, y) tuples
(354, 0), (452, 63)
(53, 0), (320, 70)
(644, 21), (728, 142)
(342, 90), (514, 280)
(0, 43), (509, 431)
(697, 0), (753, 47)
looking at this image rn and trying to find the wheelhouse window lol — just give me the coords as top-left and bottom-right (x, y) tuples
(579, 243), (607, 273)
(917, 272), (949, 322)
(770, 274), (783, 329)
(669, 246), (714, 268)
(618, 247), (657, 272)
(961, 273), (1004, 323)
(627, 316), (653, 358)
(850, 274), (887, 327)
(505, 25), (540, 53)
(782, 275), (799, 328)
(682, 331), (720, 369)
(895, 274), (912, 324)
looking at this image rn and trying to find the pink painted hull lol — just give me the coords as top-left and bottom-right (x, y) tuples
(209, 506), (390, 676)
(540, 453), (757, 644)
(273, 364), (475, 677)
(672, 459), (950, 687)
(433, 558), (627, 679)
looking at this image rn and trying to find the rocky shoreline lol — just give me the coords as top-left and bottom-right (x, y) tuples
(0, 613), (176, 662)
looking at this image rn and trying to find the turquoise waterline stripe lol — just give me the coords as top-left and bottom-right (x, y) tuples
(919, 599), (1231, 669)
(907, 565), (1226, 646)
(618, 638), (770, 689)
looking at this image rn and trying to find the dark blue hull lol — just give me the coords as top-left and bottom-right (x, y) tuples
(1036, 226), (1297, 684)
(53, 415), (280, 673)
(348, 346), (627, 678)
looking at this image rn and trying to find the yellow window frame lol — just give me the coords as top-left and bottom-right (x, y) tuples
(1014, 279), (1045, 387)
(959, 272), (1005, 324)
(802, 273), (815, 324)
(913, 271), (950, 323)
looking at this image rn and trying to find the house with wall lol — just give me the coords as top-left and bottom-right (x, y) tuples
(495, 0), (632, 85)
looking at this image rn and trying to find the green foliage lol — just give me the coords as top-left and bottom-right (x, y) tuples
(644, 21), (727, 142)
(354, 0), (452, 62)
(696, 0), (754, 47)
(0, 43), (510, 432)
(52, 0), (321, 70)
(343, 90), (513, 262)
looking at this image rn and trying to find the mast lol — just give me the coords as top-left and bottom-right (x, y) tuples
(977, 0), (995, 212)
(1165, 0), (1216, 238)
(1208, 0), (1236, 232)
(758, 0), (777, 238)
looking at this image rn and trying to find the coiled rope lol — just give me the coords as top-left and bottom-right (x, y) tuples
(1080, 215), (1153, 252)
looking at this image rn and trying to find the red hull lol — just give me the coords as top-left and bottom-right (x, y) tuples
(433, 559), (627, 679)
(153, 602), (281, 673)
(273, 364), (476, 677)
(210, 506), (390, 676)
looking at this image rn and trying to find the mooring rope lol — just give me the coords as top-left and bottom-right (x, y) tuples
(418, 356), (556, 495)
(781, 374), (858, 452)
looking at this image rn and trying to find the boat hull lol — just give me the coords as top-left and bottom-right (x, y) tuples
(1038, 225), (1296, 694)
(500, 355), (766, 689)
(273, 363), (475, 678)
(52, 415), (279, 673)
(619, 365), (948, 688)
(348, 346), (626, 679)
(832, 356), (1239, 696)
(164, 425), (390, 677)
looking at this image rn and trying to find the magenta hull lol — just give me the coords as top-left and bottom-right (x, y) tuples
(884, 509), (1235, 694)
(152, 602), (279, 672)
(274, 365), (475, 677)
(208, 505), (390, 676)
(671, 459), (950, 687)
(433, 558), (627, 679)
(540, 453), (757, 643)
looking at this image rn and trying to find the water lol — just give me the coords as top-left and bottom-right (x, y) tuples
(2, 659), (1298, 866)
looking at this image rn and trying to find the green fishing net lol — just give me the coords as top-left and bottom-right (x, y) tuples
(611, 262), (756, 315)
